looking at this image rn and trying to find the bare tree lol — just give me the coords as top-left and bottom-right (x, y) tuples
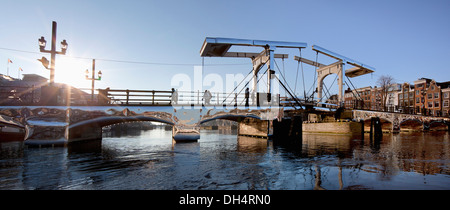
(377, 75), (394, 111)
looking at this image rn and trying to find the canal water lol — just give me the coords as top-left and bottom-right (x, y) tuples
(0, 126), (449, 190)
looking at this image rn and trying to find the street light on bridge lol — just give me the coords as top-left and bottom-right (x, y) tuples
(85, 59), (102, 103)
(37, 21), (68, 86)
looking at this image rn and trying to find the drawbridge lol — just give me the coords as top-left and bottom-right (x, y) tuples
(0, 37), (377, 146)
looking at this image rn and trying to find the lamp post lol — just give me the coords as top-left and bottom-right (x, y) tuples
(38, 21), (68, 86)
(85, 59), (102, 103)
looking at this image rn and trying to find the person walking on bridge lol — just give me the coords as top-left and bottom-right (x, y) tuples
(171, 88), (178, 105)
(245, 87), (250, 107)
(203, 90), (212, 105)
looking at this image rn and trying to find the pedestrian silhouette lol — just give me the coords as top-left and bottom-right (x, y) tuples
(203, 90), (212, 105)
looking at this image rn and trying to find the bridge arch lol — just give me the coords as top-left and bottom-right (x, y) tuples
(429, 120), (449, 131)
(316, 62), (343, 102)
(67, 116), (175, 142)
(399, 118), (423, 132)
(199, 114), (261, 125)
(363, 117), (392, 132)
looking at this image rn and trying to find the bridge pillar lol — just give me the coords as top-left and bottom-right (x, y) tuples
(22, 107), (69, 146)
(360, 119), (364, 139)
(392, 118), (400, 133)
(273, 115), (302, 145)
(423, 121), (430, 131)
(370, 117), (382, 141)
(238, 118), (270, 138)
(67, 124), (103, 143)
(24, 123), (68, 146)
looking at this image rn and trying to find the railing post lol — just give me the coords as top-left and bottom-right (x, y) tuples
(197, 90), (200, 105)
(152, 90), (155, 105)
(126, 89), (129, 105)
(217, 92), (220, 105)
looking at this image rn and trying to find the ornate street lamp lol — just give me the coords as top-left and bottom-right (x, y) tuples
(85, 59), (102, 103)
(37, 21), (68, 86)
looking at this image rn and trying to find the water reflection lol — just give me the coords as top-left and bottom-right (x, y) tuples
(0, 126), (449, 190)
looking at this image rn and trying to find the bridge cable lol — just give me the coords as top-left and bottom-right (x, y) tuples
(274, 59), (297, 99)
(273, 74), (303, 109)
(221, 66), (259, 105)
(230, 65), (271, 106)
(345, 80), (363, 109)
(274, 58), (288, 96)
(345, 76), (363, 101)
(300, 48), (307, 101)
(306, 51), (319, 101)
(345, 76), (371, 110)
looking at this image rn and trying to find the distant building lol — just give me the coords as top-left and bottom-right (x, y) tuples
(344, 86), (373, 109)
(398, 82), (415, 114)
(413, 78), (450, 116)
(442, 87), (450, 116)
(343, 77), (450, 117)
(386, 83), (402, 111)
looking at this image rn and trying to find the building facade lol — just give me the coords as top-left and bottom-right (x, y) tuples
(442, 87), (450, 116)
(343, 77), (450, 117)
(398, 82), (415, 114)
(413, 78), (450, 117)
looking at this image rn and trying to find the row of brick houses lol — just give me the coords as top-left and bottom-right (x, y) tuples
(344, 78), (450, 117)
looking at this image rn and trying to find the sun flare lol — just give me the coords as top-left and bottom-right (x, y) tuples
(54, 57), (91, 88)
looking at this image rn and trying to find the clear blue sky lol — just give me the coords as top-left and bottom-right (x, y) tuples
(1, 0), (450, 98)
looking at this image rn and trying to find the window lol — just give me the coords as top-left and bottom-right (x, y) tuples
(428, 102), (433, 108)
(428, 93), (432, 99)
(399, 94), (403, 99)
(409, 92), (413, 98)
(416, 97), (420, 103)
(444, 92), (449, 98)
(431, 85), (435, 90)
(416, 90), (420, 95)
(435, 101), (439, 108)
(444, 100), (449, 107)
(434, 92), (439, 99)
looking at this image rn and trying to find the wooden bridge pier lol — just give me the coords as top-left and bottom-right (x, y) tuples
(273, 115), (303, 145)
(369, 117), (382, 141)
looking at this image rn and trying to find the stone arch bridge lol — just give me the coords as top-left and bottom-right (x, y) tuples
(352, 109), (450, 132)
(0, 105), (284, 146)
